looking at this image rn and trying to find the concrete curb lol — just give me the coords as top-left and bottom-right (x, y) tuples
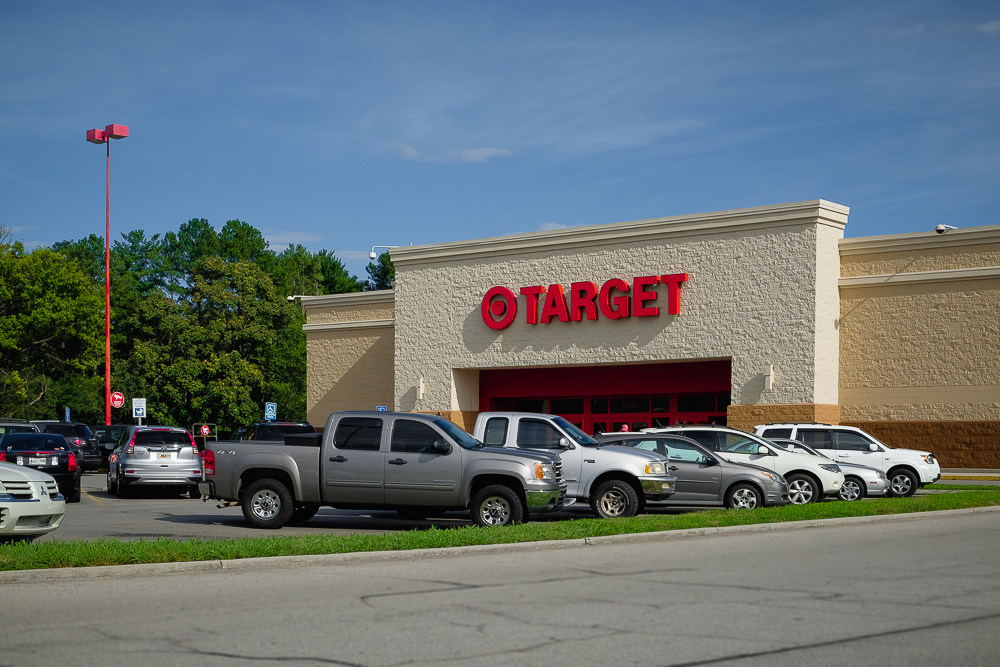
(4, 505), (1000, 584)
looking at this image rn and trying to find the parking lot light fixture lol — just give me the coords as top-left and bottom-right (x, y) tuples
(85, 123), (129, 426)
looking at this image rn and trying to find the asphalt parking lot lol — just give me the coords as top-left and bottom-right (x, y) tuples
(41, 471), (998, 543)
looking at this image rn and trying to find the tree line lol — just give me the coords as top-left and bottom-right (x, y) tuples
(0, 219), (394, 431)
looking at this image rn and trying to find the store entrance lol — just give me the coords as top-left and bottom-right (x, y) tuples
(480, 361), (732, 436)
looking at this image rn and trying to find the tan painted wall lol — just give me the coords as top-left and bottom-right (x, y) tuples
(302, 292), (396, 425)
(839, 231), (1000, 424)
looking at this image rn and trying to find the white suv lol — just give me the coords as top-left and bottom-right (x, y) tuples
(642, 426), (844, 505)
(752, 423), (941, 497)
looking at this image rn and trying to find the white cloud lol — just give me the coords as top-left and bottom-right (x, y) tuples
(387, 142), (511, 163)
(538, 222), (567, 231)
(976, 20), (1000, 36)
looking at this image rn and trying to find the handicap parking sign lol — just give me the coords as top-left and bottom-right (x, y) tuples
(264, 402), (277, 421)
(376, 406), (388, 412)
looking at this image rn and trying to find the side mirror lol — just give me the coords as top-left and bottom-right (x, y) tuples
(432, 439), (452, 455)
(869, 443), (879, 452)
(704, 457), (718, 466)
(558, 437), (575, 450)
(756, 445), (771, 456)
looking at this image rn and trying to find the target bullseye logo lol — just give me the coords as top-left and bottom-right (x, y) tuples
(481, 286), (517, 330)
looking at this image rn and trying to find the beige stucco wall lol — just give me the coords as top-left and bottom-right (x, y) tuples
(302, 292), (396, 426)
(390, 200), (847, 415)
(839, 227), (1000, 422)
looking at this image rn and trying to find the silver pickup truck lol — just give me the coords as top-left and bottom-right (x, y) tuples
(472, 412), (677, 518)
(199, 411), (566, 529)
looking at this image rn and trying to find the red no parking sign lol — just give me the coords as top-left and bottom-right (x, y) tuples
(110, 391), (125, 409)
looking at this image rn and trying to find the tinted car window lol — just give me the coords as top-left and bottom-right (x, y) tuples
(483, 418), (508, 446)
(798, 429), (834, 450)
(516, 419), (563, 449)
(2, 434), (69, 451)
(662, 438), (709, 463)
(0, 425), (37, 435)
(93, 427), (124, 443)
(40, 424), (76, 437)
(761, 428), (792, 439)
(73, 424), (94, 438)
(254, 424), (314, 441)
(134, 431), (192, 446)
(628, 439), (660, 453)
(391, 420), (444, 453)
(680, 431), (720, 450)
(334, 418), (383, 451)
(835, 431), (872, 451)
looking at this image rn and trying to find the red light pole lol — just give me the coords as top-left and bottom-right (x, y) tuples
(86, 124), (129, 426)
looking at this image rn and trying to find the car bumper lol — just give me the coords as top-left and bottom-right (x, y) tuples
(866, 477), (891, 496)
(525, 481), (566, 516)
(639, 475), (676, 500)
(917, 463), (942, 485)
(0, 492), (66, 537)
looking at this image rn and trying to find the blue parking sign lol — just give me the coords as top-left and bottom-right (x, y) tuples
(376, 406), (388, 412)
(264, 402), (277, 421)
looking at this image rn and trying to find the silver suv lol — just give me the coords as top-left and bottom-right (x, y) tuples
(107, 426), (202, 498)
(753, 423), (941, 497)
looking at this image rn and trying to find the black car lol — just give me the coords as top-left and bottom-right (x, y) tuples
(0, 432), (82, 502)
(241, 421), (315, 442)
(91, 424), (130, 466)
(32, 421), (102, 471)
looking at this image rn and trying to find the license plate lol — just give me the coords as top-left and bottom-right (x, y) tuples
(158, 453), (171, 459)
(28, 457), (47, 466)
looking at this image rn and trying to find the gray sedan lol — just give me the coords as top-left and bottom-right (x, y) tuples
(596, 433), (789, 509)
(107, 426), (203, 498)
(766, 438), (889, 501)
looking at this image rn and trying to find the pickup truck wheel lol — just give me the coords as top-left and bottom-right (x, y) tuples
(242, 478), (294, 529)
(590, 479), (639, 518)
(289, 503), (320, 525)
(471, 485), (524, 527)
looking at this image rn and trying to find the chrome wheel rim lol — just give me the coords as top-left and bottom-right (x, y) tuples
(480, 496), (511, 526)
(599, 489), (628, 516)
(890, 474), (912, 496)
(788, 479), (815, 505)
(731, 487), (758, 509)
(250, 489), (281, 520)
(839, 480), (861, 501)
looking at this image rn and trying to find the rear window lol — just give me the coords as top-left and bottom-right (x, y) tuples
(93, 427), (124, 443)
(253, 424), (315, 441)
(0, 425), (37, 435)
(73, 424), (95, 438)
(483, 418), (508, 446)
(40, 424), (76, 437)
(134, 431), (193, 446)
(761, 428), (792, 439)
(2, 434), (70, 451)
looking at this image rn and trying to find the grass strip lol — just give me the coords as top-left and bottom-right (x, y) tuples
(3, 489), (999, 572)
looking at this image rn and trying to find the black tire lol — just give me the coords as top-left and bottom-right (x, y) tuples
(106, 468), (117, 495)
(725, 483), (763, 509)
(589, 479), (640, 519)
(116, 473), (132, 499)
(838, 476), (866, 502)
(67, 486), (82, 503)
(888, 468), (918, 497)
(241, 478), (294, 529)
(188, 485), (201, 499)
(470, 485), (525, 527)
(288, 503), (321, 525)
(786, 473), (820, 505)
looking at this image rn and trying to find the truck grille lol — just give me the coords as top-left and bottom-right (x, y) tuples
(552, 460), (567, 506)
(45, 481), (59, 496)
(1, 480), (33, 499)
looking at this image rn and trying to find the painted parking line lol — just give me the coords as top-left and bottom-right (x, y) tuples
(82, 490), (105, 506)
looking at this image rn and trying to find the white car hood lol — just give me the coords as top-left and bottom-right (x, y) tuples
(0, 461), (55, 483)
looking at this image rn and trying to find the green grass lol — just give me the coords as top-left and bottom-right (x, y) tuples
(3, 489), (1000, 572)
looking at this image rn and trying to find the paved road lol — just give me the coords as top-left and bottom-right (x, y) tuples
(6, 509), (1000, 666)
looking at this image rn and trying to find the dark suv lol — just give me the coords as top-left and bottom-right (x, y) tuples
(32, 421), (101, 471)
(0, 419), (40, 437)
(241, 421), (315, 442)
(91, 424), (131, 466)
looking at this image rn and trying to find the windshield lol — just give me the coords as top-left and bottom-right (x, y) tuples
(1, 434), (70, 451)
(552, 416), (599, 446)
(766, 439), (828, 459)
(432, 418), (484, 450)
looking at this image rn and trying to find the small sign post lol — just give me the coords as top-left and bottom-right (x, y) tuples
(264, 402), (277, 421)
(64, 407), (70, 421)
(110, 391), (125, 409)
(132, 398), (147, 426)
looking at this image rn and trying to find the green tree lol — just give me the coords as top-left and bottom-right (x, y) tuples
(365, 252), (395, 291)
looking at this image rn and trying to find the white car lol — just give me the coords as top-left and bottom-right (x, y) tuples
(0, 461), (66, 542)
(642, 426), (844, 505)
(753, 424), (941, 497)
(767, 438), (890, 501)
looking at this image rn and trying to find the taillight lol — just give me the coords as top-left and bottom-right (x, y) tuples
(202, 449), (215, 476)
(126, 432), (136, 454)
(68, 452), (77, 472)
(73, 438), (86, 447)
(0, 452), (5, 462)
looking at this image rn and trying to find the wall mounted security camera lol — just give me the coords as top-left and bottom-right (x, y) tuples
(369, 251), (377, 260)
(935, 224), (957, 234)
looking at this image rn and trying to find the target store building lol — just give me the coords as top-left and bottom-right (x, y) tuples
(301, 200), (1000, 467)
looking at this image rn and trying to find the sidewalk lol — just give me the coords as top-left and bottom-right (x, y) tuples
(941, 468), (1000, 481)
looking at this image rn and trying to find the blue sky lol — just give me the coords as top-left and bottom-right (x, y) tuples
(2, 1), (998, 278)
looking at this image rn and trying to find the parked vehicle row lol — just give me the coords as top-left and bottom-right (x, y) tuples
(0, 459), (66, 543)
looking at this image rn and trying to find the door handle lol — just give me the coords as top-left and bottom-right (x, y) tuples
(388, 458), (407, 465)
(668, 465), (679, 471)
(329, 456), (348, 463)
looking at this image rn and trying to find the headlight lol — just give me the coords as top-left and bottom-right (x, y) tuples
(819, 464), (841, 473)
(533, 463), (555, 480)
(761, 471), (780, 482)
(645, 462), (665, 475)
(877, 471), (887, 479)
(921, 455), (935, 464)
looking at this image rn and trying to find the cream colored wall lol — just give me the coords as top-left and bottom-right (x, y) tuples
(839, 230), (1000, 422)
(302, 292), (396, 426)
